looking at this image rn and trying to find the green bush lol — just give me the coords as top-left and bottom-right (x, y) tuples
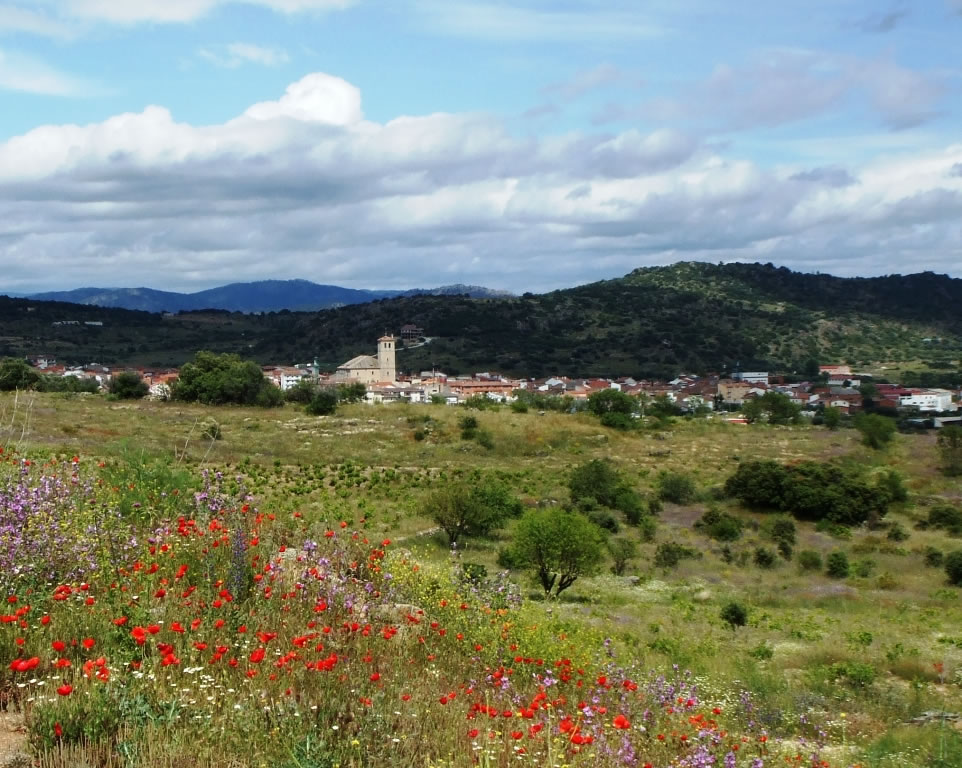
(588, 509), (620, 533)
(924, 547), (944, 568)
(826, 550), (850, 578)
(600, 411), (634, 430)
(797, 550), (823, 571)
(720, 601), (748, 630)
(695, 507), (743, 541)
(854, 558), (876, 578)
(109, 371), (149, 399)
(945, 551), (962, 586)
(172, 351), (282, 407)
(830, 661), (877, 687)
(937, 425), (962, 477)
(608, 538), (637, 576)
(0, 357), (39, 391)
(928, 504), (962, 534)
(725, 459), (890, 526)
(753, 547), (777, 569)
(854, 413), (897, 450)
(654, 541), (698, 569)
(656, 470), (697, 505)
(306, 389), (338, 416)
(285, 378), (316, 404)
(568, 459), (647, 526)
(886, 522), (909, 542)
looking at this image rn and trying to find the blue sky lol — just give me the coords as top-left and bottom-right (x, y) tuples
(1, 0), (961, 292)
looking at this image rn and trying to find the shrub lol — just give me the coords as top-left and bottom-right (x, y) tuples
(608, 538), (637, 576)
(937, 425), (962, 477)
(654, 541), (698, 569)
(656, 470), (697, 505)
(306, 389), (338, 416)
(725, 459), (890, 526)
(588, 509), (620, 533)
(285, 378), (316, 404)
(886, 522), (909, 542)
(831, 661), (877, 687)
(0, 357), (39, 391)
(945, 551), (962, 586)
(877, 469), (908, 503)
(510, 400), (528, 413)
(753, 547), (777, 569)
(109, 371), (149, 399)
(587, 388), (635, 417)
(600, 411), (634, 430)
(924, 547), (944, 567)
(798, 550), (823, 571)
(720, 601), (748, 630)
(569, 459), (646, 525)
(695, 507), (743, 542)
(854, 413), (897, 450)
(749, 643), (774, 660)
(854, 558), (876, 578)
(769, 517), (797, 547)
(826, 551), (850, 578)
(928, 504), (962, 535)
(823, 406), (842, 430)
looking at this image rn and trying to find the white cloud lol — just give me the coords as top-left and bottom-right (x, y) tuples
(20, 0), (354, 25)
(0, 5), (75, 38)
(0, 71), (959, 293)
(415, 1), (664, 42)
(629, 49), (945, 131)
(199, 43), (290, 68)
(0, 46), (100, 95)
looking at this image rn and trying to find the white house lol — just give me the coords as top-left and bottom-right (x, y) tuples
(899, 389), (956, 412)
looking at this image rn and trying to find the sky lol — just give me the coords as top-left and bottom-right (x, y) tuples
(0, 0), (961, 293)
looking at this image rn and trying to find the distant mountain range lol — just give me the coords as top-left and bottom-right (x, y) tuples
(18, 280), (513, 313)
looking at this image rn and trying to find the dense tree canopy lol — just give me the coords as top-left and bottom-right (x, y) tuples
(172, 351), (283, 407)
(725, 459), (890, 526)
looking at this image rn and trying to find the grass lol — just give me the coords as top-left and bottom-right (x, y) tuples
(2, 392), (962, 767)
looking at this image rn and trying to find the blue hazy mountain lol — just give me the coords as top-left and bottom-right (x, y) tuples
(25, 280), (512, 313)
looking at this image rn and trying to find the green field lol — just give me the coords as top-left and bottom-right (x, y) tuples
(2, 393), (961, 767)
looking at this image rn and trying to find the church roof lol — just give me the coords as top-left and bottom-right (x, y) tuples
(337, 355), (379, 370)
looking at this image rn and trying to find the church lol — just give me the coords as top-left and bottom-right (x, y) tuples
(334, 335), (397, 384)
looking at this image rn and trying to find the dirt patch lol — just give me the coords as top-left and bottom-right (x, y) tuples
(0, 712), (29, 768)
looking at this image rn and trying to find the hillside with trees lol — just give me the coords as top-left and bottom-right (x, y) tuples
(1, 262), (960, 377)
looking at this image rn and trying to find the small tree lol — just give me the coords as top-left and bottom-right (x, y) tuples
(608, 538), (637, 576)
(854, 413), (896, 450)
(587, 389), (635, 417)
(507, 508), (604, 597)
(720, 601), (748, 631)
(109, 371), (149, 400)
(945, 551), (962, 586)
(424, 479), (518, 547)
(937, 426), (962, 477)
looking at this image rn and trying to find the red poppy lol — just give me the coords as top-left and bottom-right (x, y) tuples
(249, 648), (266, 664)
(57, 684), (73, 696)
(613, 714), (631, 730)
(82, 637), (95, 650)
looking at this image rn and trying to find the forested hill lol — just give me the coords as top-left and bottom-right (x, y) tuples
(1, 262), (960, 378)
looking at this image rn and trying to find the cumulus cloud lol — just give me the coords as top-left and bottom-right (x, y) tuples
(0, 71), (960, 293)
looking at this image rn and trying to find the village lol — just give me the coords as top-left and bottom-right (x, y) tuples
(20, 326), (962, 419)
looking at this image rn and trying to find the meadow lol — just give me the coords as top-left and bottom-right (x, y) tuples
(1, 391), (961, 768)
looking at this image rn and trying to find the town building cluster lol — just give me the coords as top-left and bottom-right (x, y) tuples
(23, 341), (961, 416)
